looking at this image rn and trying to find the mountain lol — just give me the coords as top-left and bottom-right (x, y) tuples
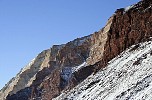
(54, 38), (152, 100)
(0, 0), (152, 100)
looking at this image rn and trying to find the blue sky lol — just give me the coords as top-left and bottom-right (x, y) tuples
(0, 0), (140, 89)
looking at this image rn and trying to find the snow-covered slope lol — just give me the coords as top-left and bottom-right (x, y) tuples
(54, 39), (152, 100)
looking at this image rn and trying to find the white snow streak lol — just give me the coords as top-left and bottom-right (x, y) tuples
(124, 5), (134, 12)
(72, 62), (86, 73)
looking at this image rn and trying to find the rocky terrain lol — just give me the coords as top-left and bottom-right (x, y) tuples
(54, 38), (152, 100)
(0, 0), (152, 100)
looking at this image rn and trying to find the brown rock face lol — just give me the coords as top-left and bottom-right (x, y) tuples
(5, 0), (152, 100)
(101, 0), (152, 68)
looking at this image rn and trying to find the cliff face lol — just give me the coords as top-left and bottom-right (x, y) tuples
(1, 0), (152, 100)
(102, 0), (152, 68)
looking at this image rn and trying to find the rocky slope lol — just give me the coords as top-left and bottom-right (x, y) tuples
(0, 0), (151, 100)
(54, 38), (152, 100)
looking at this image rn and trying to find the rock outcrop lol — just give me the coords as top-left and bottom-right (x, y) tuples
(102, 0), (152, 68)
(0, 0), (151, 100)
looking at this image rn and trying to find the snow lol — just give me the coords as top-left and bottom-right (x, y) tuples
(54, 40), (152, 100)
(72, 62), (86, 73)
(73, 35), (91, 46)
(20, 58), (36, 74)
(52, 44), (65, 50)
(124, 5), (134, 12)
(124, 5), (134, 13)
(143, 5), (152, 12)
(61, 62), (86, 82)
(61, 67), (73, 81)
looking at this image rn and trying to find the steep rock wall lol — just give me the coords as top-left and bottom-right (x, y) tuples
(101, 0), (152, 68)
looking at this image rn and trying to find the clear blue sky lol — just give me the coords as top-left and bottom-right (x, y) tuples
(0, 0), (140, 89)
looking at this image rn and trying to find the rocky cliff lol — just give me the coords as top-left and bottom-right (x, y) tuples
(0, 0), (152, 100)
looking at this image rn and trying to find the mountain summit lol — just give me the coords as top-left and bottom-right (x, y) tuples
(0, 0), (152, 100)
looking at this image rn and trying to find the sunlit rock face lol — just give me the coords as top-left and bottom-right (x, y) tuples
(0, 50), (50, 100)
(86, 16), (113, 66)
(1, 0), (152, 100)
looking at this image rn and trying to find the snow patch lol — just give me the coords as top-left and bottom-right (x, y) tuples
(72, 62), (86, 73)
(61, 62), (87, 82)
(73, 36), (91, 46)
(124, 5), (134, 13)
(61, 67), (72, 81)
(20, 58), (36, 74)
